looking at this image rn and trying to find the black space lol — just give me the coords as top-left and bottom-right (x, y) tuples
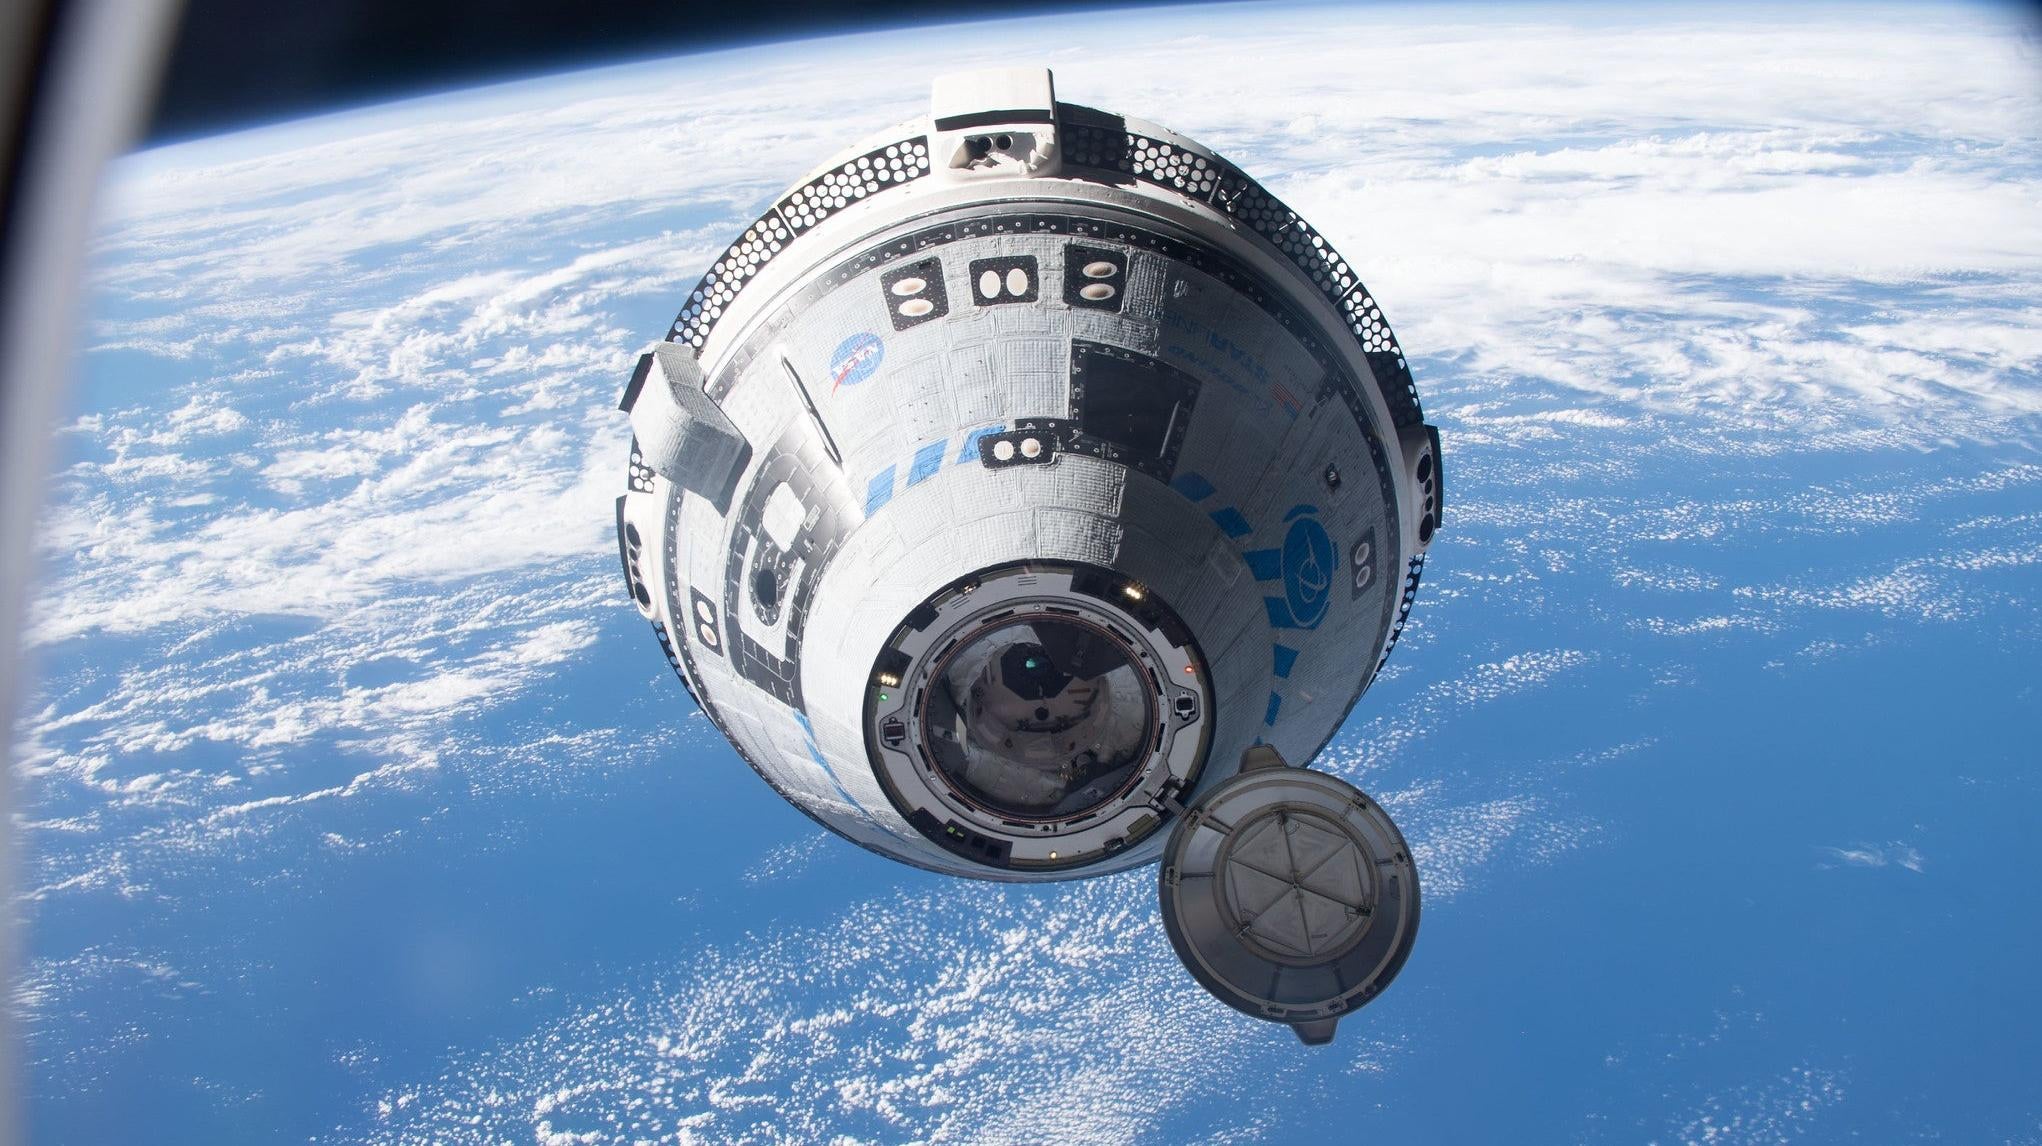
(147, 0), (1178, 143)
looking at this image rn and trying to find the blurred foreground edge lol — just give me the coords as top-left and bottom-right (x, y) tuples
(0, 2), (182, 1142)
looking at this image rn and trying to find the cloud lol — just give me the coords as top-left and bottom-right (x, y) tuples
(1667, 1064), (1848, 1145)
(357, 766), (1560, 1146)
(14, 3), (2041, 1138)
(1816, 842), (1926, 873)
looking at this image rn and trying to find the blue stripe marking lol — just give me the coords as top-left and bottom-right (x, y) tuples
(1243, 548), (1282, 581)
(864, 465), (897, 516)
(1284, 503), (1318, 522)
(1265, 596), (1298, 628)
(1172, 472), (1217, 502)
(956, 423), (1005, 463)
(793, 710), (863, 809)
(1264, 692), (1283, 726)
(1273, 644), (1299, 679)
(907, 440), (946, 487)
(795, 711), (922, 847)
(1211, 507), (1252, 538)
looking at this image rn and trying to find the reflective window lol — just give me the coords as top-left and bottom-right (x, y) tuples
(921, 616), (1155, 820)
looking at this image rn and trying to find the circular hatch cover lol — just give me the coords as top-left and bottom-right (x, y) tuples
(1158, 750), (1419, 1044)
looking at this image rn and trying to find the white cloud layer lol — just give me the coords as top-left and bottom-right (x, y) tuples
(13, 1), (2041, 1140)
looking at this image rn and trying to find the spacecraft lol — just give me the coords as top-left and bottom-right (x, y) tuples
(615, 69), (1441, 1044)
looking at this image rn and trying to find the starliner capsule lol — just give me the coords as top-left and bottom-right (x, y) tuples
(616, 68), (1443, 1044)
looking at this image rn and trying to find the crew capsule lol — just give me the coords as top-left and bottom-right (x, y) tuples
(616, 67), (1441, 1043)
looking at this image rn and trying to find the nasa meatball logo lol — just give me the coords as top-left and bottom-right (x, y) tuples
(1281, 508), (1336, 629)
(828, 332), (884, 390)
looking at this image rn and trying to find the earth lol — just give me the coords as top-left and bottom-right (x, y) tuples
(14, 3), (2042, 1142)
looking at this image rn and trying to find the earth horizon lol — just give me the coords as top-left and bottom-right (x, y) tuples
(13, 3), (2042, 1142)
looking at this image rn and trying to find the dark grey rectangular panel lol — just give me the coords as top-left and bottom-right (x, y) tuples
(881, 257), (948, 330)
(1063, 244), (1127, 311)
(1069, 340), (1199, 482)
(968, 255), (1039, 305)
